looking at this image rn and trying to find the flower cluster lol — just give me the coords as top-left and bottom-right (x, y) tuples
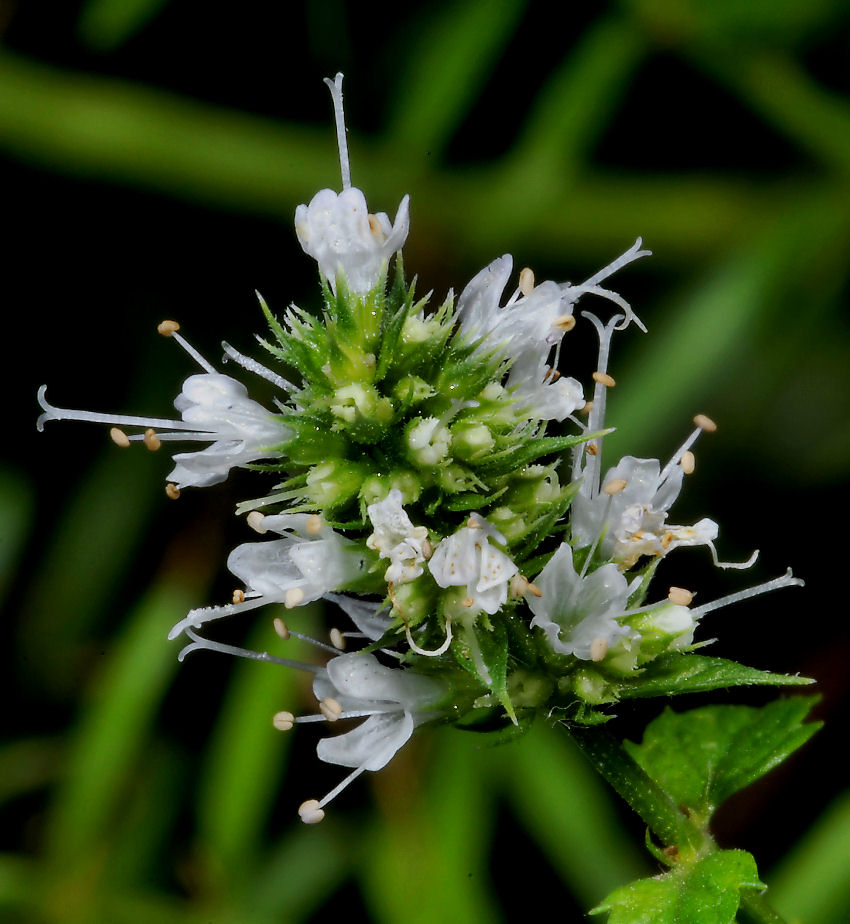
(38, 74), (803, 821)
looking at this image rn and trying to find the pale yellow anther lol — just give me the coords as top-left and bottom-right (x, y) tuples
(273, 711), (295, 731)
(305, 514), (323, 536)
(285, 587), (305, 609)
(590, 637), (609, 662)
(329, 627), (346, 650)
(165, 483), (181, 500)
(319, 697), (343, 722)
(110, 427), (130, 448)
(519, 267), (535, 296)
(554, 314), (576, 332)
(421, 538), (434, 560)
(157, 319), (181, 336)
(668, 586), (694, 606)
(543, 367), (561, 382)
(586, 443), (599, 456)
(592, 371), (616, 388)
(603, 478), (628, 496)
(143, 428), (161, 451)
(467, 517), (482, 529)
(273, 617), (290, 640)
(680, 450), (695, 475)
(247, 511), (268, 534)
(526, 581), (543, 598)
(462, 597), (474, 608)
(581, 401), (594, 415)
(694, 413), (717, 433)
(232, 588), (245, 604)
(298, 799), (325, 824)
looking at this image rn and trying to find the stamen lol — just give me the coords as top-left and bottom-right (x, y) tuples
(110, 427), (130, 448)
(232, 589), (245, 604)
(329, 627), (346, 650)
(694, 413), (717, 433)
(692, 568), (803, 619)
(298, 799), (326, 824)
(657, 425), (704, 488)
(285, 587), (306, 609)
(590, 637), (608, 662)
(319, 697), (343, 722)
(273, 711), (295, 731)
(247, 511), (268, 534)
(680, 450), (695, 475)
(553, 314), (576, 332)
(143, 428), (161, 451)
(668, 586), (694, 606)
(324, 73), (351, 190)
(165, 483), (180, 499)
(157, 319), (181, 336)
(519, 267), (535, 296)
(592, 371), (616, 388)
(305, 514), (323, 536)
(169, 329), (217, 374)
(273, 617), (290, 640)
(603, 477), (627, 495)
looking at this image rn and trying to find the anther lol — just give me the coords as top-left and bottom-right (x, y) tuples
(467, 517), (482, 529)
(273, 711), (295, 731)
(305, 514), (323, 536)
(143, 428), (161, 451)
(273, 617), (290, 640)
(421, 538), (434, 560)
(319, 697), (343, 722)
(586, 443), (598, 456)
(543, 367), (561, 382)
(510, 574), (529, 597)
(247, 511), (268, 534)
(285, 587), (305, 609)
(668, 586), (694, 606)
(519, 267), (535, 296)
(581, 401), (594, 415)
(603, 478), (628, 495)
(329, 627), (346, 650)
(554, 314), (576, 332)
(462, 597), (474, 608)
(526, 581), (542, 598)
(110, 427), (130, 448)
(165, 483), (180, 500)
(232, 589), (245, 604)
(592, 371), (616, 388)
(694, 413), (717, 433)
(590, 637), (609, 662)
(299, 799), (325, 825)
(157, 319), (181, 337)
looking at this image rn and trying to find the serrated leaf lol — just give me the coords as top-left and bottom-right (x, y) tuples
(592, 849), (764, 924)
(616, 652), (815, 699)
(624, 697), (820, 823)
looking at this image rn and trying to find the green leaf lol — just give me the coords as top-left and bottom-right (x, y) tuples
(616, 652), (815, 699)
(624, 698), (821, 823)
(592, 849), (764, 924)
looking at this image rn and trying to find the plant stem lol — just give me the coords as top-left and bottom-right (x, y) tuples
(567, 725), (789, 923)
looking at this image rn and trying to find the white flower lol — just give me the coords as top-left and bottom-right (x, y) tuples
(37, 372), (290, 490)
(525, 542), (634, 660)
(366, 489), (430, 585)
(298, 652), (444, 822)
(572, 455), (721, 569)
(428, 514), (519, 615)
(295, 188), (410, 296)
(294, 74), (409, 296)
(168, 513), (369, 639)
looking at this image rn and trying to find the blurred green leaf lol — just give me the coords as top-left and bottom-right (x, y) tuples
(194, 608), (319, 885)
(769, 790), (850, 924)
(0, 468), (33, 605)
(77, 0), (170, 52)
(386, 0), (526, 165)
(498, 722), (648, 906)
(45, 562), (206, 868)
(624, 698), (820, 824)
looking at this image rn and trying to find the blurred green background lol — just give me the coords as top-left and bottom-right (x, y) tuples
(3, 1), (850, 921)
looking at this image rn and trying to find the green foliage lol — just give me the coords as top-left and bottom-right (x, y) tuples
(592, 849), (764, 924)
